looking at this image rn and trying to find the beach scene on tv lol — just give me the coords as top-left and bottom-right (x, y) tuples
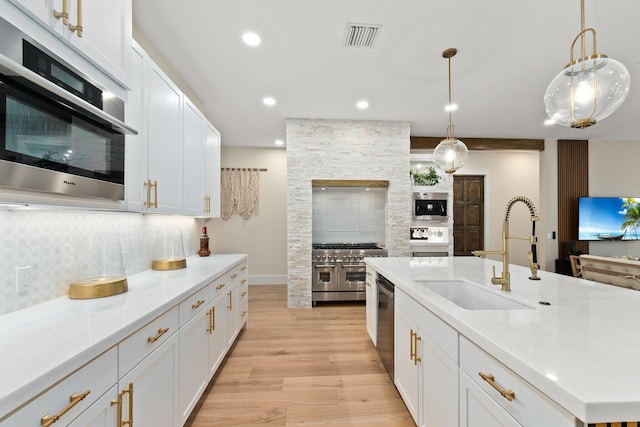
(578, 197), (640, 241)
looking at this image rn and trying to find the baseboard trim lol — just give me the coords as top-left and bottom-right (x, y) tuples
(249, 275), (287, 285)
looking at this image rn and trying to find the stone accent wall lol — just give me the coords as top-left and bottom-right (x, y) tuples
(286, 119), (411, 308)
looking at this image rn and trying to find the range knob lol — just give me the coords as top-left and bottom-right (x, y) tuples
(322, 255), (327, 261)
(359, 255), (364, 260)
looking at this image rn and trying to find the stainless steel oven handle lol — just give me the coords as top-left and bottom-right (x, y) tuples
(313, 265), (336, 268)
(341, 264), (365, 268)
(0, 53), (138, 135)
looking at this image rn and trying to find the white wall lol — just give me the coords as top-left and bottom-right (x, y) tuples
(203, 147), (287, 285)
(287, 119), (411, 308)
(588, 140), (640, 258)
(452, 150), (543, 268)
(0, 210), (197, 316)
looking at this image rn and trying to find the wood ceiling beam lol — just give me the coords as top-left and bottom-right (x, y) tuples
(410, 137), (544, 151)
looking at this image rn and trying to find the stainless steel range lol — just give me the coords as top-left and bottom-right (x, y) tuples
(312, 243), (388, 304)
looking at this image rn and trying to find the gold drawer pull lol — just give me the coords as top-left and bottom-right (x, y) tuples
(191, 299), (205, 310)
(41, 390), (91, 426)
(241, 279), (246, 284)
(241, 291), (247, 297)
(147, 327), (170, 343)
(413, 334), (422, 365)
(241, 311), (247, 317)
(216, 283), (225, 290)
(479, 372), (516, 401)
(207, 307), (215, 333)
(53, 0), (69, 25)
(240, 266), (247, 271)
(231, 273), (239, 279)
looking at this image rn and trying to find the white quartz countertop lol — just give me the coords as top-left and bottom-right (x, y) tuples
(0, 253), (246, 420)
(365, 256), (640, 424)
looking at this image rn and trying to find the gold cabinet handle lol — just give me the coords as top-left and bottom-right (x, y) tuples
(41, 390), (91, 426)
(479, 372), (516, 402)
(122, 383), (134, 426)
(231, 273), (239, 279)
(241, 291), (247, 297)
(152, 180), (158, 208)
(144, 180), (152, 207)
(413, 334), (422, 365)
(110, 392), (123, 427)
(216, 283), (225, 290)
(207, 307), (215, 333)
(227, 291), (232, 310)
(240, 266), (247, 271)
(409, 330), (415, 362)
(53, 0), (69, 25)
(366, 271), (372, 276)
(241, 310), (247, 317)
(192, 299), (205, 310)
(68, 0), (83, 37)
(147, 327), (169, 343)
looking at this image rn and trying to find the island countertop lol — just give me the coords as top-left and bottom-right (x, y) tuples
(365, 256), (640, 424)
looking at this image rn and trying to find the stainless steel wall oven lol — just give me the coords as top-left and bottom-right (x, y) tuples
(0, 17), (136, 200)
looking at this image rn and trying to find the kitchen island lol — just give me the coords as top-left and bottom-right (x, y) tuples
(365, 256), (640, 426)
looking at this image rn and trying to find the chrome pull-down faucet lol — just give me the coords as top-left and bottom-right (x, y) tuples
(471, 196), (540, 291)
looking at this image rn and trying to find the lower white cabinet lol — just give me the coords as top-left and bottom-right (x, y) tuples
(365, 268), (377, 346)
(67, 386), (118, 427)
(395, 288), (459, 427)
(459, 370), (521, 427)
(179, 307), (210, 424)
(207, 291), (229, 378)
(119, 333), (180, 427)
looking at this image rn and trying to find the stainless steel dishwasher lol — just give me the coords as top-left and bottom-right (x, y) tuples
(376, 274), (395, 380)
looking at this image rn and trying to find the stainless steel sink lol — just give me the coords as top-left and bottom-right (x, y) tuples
(415, 279), (533, 310)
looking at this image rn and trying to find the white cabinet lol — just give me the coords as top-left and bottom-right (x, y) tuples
(183, 98), (206, 216)
(365, 267), (377, 346)
(203, 122), (221, 218)
(2, 347), (118, 427)
(460, 371), (521, 427)
(145, 62), (183, 214)
(395, 287), (459, 427)
(207, 291), (229, 378)
(124, 43), (183, 213)
(395, 308), (420, 423)
(459, 336), (575, 427)
(8, 0), (132, 86)
(67, 385), (118, 427)
(119, 333), (180, 427)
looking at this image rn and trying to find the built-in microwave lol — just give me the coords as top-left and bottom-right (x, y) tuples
(413, 191), (448, 220)
(0, 17), (136, 200)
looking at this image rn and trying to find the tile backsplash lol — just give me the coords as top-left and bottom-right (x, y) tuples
(0, 209), (196, 316)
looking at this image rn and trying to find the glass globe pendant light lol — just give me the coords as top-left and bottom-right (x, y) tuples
(543, 0), (630, 128)
(433, 48), (468, 174)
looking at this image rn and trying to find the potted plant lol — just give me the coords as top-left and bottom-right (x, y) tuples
(410, 167), (440, 186)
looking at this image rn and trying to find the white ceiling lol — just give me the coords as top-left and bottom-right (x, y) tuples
(132, 0), (640, 148)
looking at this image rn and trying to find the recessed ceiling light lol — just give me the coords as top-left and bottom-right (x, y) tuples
(274, 139), (284, 146)
(242, 32), (261, 46)
(356, 100), (369, 109)
(544, 119), (556, 126)
(263, 97), (276, 106)
(444, 103), (458, 112)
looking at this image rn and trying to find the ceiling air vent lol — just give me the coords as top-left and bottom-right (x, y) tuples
(342, 23), (382, 48)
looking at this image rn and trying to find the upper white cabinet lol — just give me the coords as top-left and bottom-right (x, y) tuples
(8, 0), (132, 87)
(125, 42), (221, 216)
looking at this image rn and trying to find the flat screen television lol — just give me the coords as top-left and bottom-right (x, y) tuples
(578, 197), (640, 241)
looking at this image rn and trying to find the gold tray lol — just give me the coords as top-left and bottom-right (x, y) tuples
(152, 257), (187, 271)
(69, 276), (128, 300)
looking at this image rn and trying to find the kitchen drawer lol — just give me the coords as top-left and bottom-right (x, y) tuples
(208, 273), (229, 300)
(238, 276), (249, 302)
(4, 347), (117, 427)
(228, 261), (247, 286)
(459, 336), (575, 426)
(239, 295), (249, 325)
(118, 306), (179, 378)
(396, 288), (457, 361)
(179, 286), (209, 327)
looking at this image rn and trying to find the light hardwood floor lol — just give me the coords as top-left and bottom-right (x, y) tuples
(185, 285), (414, 426)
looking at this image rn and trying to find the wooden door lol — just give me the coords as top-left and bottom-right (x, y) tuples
(453, 176), (484, 256)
